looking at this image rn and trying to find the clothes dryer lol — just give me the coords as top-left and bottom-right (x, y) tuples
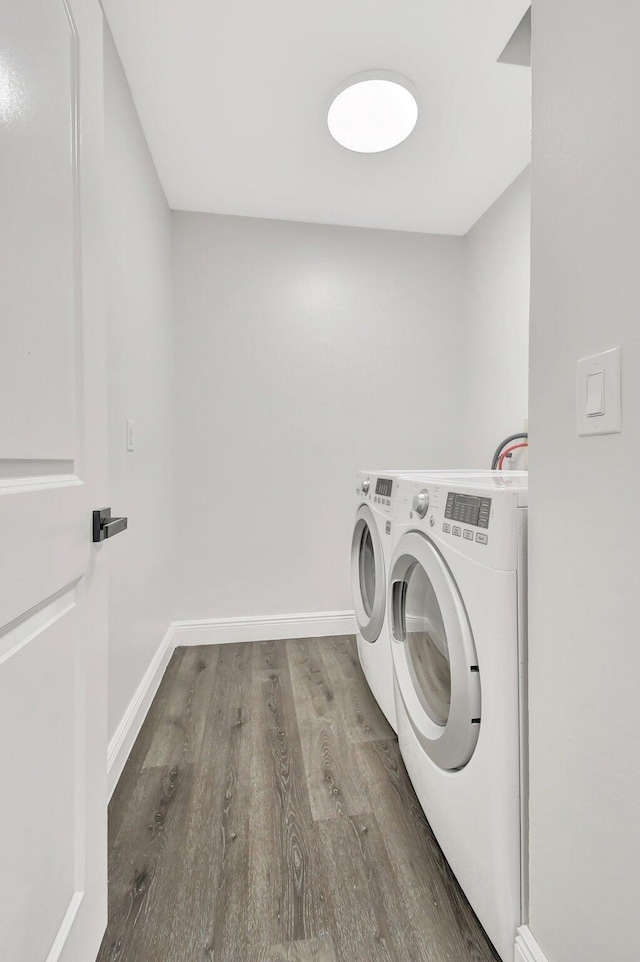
(352, 469), (484, 731)
(352, 470), (403, 730)
(389, 471), (527, 962)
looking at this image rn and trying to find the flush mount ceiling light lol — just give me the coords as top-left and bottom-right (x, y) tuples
(327, 71), (418, 153)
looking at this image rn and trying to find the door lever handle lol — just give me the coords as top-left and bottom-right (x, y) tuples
(93, 507), (128, 542)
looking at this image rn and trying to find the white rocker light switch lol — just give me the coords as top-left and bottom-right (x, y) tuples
(577, 348), (621, 436)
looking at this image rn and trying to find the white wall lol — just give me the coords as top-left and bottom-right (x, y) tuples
(104, 28), (174, 740)
(528, 3), (640, 960)
(465, 167), (530, 467)
(171, 214), (469, 619)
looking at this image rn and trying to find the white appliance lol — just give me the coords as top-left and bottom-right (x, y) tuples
(352, 469), (486, 731)
(389, 471), (528, 962)
(352, 470), (403, 730)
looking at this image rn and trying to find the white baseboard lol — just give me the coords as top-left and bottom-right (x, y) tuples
(515, 927), (550, 962)
(107, 622), (175, 798)
(172, 609), (357, 646)
(45, 891), (83, 962)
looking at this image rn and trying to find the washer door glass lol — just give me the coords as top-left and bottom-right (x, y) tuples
(359, 525), (376, 618)
(405, 563), (451, 726)
(390, 531), (481, 770)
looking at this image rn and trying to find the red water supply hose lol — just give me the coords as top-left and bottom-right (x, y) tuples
(497, 442), (528, 470)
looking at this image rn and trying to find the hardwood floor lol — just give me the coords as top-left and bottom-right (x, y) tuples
(97, 637), (500, 962)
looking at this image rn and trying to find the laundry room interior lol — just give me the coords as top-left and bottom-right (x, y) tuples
(2, 2), (639, 962)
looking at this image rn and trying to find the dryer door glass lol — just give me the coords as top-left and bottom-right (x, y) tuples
(359, 525), (376, 617)
(351, 505), (386, 644)
(404, 562), (451, 726)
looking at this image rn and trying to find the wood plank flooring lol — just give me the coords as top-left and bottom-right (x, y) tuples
(96, 637), (500, 962)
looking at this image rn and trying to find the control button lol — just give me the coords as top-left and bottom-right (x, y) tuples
(442, 523), (451, 533)
(452, 526), (461, 537)
(429, 516), (435, 527)
(463, 529), (473, 541)
(362, 478), (370, 495)
(476, 533), (488, 545)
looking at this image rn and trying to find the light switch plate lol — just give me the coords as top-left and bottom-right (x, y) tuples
(577, 347), (621, 436)
(126, 418), (135, 451)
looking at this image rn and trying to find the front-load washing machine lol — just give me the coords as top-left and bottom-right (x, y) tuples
(389, 471), (528, 962)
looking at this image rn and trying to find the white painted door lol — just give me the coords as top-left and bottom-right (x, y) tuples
(0, 2), (109, 960)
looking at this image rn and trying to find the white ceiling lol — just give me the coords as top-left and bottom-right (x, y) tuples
(102, 0), (531, 235)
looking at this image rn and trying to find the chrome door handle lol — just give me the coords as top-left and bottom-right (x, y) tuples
(93, 507), (128, 542)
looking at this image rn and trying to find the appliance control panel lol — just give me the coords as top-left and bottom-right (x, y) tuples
(444, 492), (491, 529)
(356, 472), (394, 515)
(393, 477), (523, 571)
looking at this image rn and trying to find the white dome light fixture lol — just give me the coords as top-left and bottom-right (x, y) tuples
(328, 71), (419, 154)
